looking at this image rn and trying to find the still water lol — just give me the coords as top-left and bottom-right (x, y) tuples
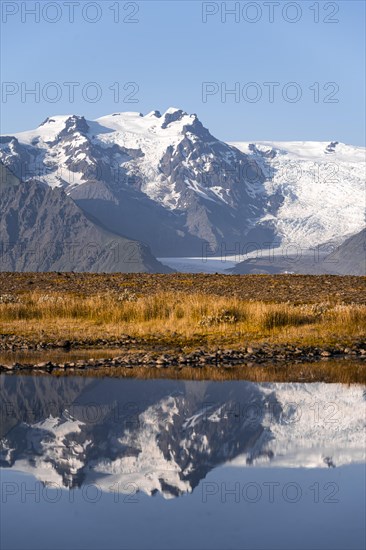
(0, 376), (365, 550)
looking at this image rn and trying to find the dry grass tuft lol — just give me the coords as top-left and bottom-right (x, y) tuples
(1, 290), (365, 348)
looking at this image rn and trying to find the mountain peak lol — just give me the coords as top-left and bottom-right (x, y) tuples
(39, 115), (90, 144)
(164, 107), (185, 115)
(161, 108), (188, 129)
(39, 115), (74, 127)
(62, 115), (89, 134)
(145, 110), (162, 118)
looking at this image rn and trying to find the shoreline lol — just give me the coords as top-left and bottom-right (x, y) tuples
(1, 273), (365, 382)
(1, 335), (365, 365)
(1, 342), (365, 384)
(1, 358), (365, 384)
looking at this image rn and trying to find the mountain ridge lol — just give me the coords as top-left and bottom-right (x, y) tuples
(1, 109), (364, 264)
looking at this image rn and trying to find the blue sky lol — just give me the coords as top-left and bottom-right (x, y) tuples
(1, 0), (365, 144)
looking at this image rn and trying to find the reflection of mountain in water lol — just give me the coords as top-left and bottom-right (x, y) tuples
(0, 377), (365, 498)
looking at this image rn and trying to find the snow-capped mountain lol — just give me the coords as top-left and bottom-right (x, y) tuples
(231, 141), (365, 250)
(1, 378), (365, 498)
(0, 109), (266, 256)
(1, 109), (259, 205)
(2, 109), (363, 259)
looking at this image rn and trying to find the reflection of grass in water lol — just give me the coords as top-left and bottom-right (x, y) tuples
(0, 291), (365, 347)
(48, 359), (366, 385)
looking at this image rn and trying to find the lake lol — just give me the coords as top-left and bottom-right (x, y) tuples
(0, 376), (365, 550)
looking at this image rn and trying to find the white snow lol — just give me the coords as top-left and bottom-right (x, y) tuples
(230, 383), (366, 469)
(231, 140), (366, 248)
(91, 396), (191, 498)
(14, 115), (74, 144)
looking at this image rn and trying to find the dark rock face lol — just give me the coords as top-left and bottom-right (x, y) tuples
(325, 141), (339, 154)
(0, 163), (171, 273)
(324, 228), (366, 275)
(161, 108), (186, 129)
(231, 229), (366, 276)
(0, 162), (20, 190)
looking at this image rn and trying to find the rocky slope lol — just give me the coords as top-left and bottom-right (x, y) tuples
(324, 227), (366, 275)
(231, 227), (365, 275)
(0, 164), (171, 273)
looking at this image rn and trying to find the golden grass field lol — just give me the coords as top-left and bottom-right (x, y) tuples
(1, 288), (365, 349)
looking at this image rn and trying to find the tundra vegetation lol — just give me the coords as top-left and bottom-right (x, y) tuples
(0, 274), (365, 347)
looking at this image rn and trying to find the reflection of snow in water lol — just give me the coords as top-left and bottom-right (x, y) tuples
(1, 379), (365, 499)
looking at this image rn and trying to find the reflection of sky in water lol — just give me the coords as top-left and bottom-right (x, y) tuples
(0, 377), (365, 549)
(2, 465), (365, 550)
